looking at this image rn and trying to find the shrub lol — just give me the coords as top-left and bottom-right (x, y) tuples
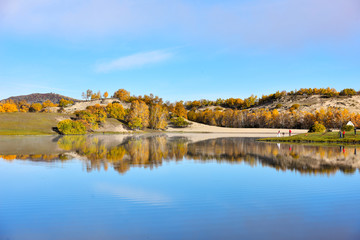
(75, 110), (98, 129)
(57, 120), (86, 135)
(309, 122), (326, 133)
(291, 104), (300, 109)
(340, 88), (357, 96)
(341, 125), (354, 131)
(171, 117), (191, 128)
(128, 117), (143, 130)
(275, 103), (283, 109)
(29, 103), (43, 112)
(59, 99), (74, 107)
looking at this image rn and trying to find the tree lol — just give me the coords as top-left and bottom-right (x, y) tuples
(82, 89), (93, 101)
(17, 100), (30, 112)
(113, 89), (130, 102)
(75, 110), (98, 130)
(42, 100), (57, 108)
(91, 91), (101, 100)
(127, 100), (149, 129)
(174, 101), (187, 119)
(86, 104), (106, 123)
(340, 88), (357, 96)
(149, 104), (168, 129)
(106, 102), (126, 120)
(103, 92), (109, 99)
(29, 103), (43, 112)
(59, 99), (74, 108)
(1, 102), (18, 112)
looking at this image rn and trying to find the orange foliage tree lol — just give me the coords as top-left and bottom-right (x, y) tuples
(113, 89), (130, 102)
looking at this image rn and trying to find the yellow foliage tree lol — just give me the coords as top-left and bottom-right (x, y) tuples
(42, 100), (57, 108)
(106, 102), (125, 120)
(149, 104), (168, 129)
(103, 92), (109, 99)
(174, 101), (187, 119)
(30, 103), (43, 112)
(2, 101), (18, 112)
(127, 100), (149, 129)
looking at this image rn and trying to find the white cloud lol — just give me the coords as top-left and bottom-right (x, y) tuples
(94, 183), (171, 206)
(95, 50), (173, 72)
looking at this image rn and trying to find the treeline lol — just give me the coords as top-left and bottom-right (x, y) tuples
(185, 87), (359, 110)
(187, 107), (360, 129)
(0, 99), (74, 113)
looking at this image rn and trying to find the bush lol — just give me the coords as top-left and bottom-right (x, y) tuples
(59, 99), (74, 107)
(57, 120), (86, 135)
(309, 122), (326, 133)
(171, 117), (191, 128)
(291, 104), (300, 109)
(340, 88), (357, 96)
(275, 103), (283, 109)
(341, 125), (354, 131)
(75, 110), (98, 130)
(29, 103), (43, 112)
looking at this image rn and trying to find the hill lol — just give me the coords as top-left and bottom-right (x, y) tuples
(251, 94), (360, 114)
(1, 93), (77, 104)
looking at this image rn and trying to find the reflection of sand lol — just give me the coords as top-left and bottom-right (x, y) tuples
(166, 121), (307, 136)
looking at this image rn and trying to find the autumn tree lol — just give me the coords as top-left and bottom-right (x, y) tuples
(91, 91), (101, 100)
(103, 92), (109, 99)
(82, 89), (93, 101)
(127, 100), (149, 129)
(174, 101), (187, 119)
(17, 100), (30, 112)
(106, 102), (126, 120)
(149, 104), (168, 129)
(42, 100), (57, 108)
(113, 89), (130, 102)
(59, 99), (74, 108)
(86, 104), (106, 123)
(29, 103), (43, 112)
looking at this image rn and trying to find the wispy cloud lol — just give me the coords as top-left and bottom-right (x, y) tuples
(95, 50), (173, 72)
(94, 183), (171, 206)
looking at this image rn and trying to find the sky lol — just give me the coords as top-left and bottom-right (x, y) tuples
(0, 0), (359, 101)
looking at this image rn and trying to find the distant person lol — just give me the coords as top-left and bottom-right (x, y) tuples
(339, 131), (343, 138)
(277, 131), (281, 137)
(355, 127), (357, 136)
(282, 132), (285, 137)
(289, 129), (292, 136)
(343, 130), (346, 138)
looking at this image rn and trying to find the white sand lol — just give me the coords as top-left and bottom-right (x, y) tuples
(165, 121), (307, 137)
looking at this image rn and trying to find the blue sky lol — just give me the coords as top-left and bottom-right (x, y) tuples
(0, 0), (359, 101)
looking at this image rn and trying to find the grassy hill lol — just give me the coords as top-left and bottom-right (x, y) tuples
(0, 113), (72, 135)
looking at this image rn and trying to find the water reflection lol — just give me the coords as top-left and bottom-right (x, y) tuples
(0, 134), (359, 175)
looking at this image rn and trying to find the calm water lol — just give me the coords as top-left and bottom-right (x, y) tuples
(0, 134), (360, 240)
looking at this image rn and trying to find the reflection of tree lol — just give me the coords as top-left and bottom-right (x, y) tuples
(1, 135), (359, 175)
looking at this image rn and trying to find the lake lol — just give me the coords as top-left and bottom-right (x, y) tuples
(0, 134), (359, 240)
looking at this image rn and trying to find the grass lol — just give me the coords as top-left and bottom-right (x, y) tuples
(0, 112), (72, 135)
(260, 131), (360, 144)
